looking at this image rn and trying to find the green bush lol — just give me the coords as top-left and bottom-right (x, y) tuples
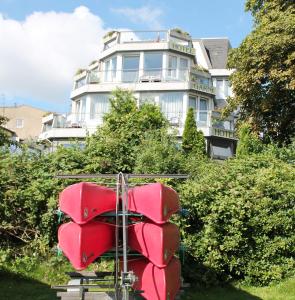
(180, 153), (295, 286)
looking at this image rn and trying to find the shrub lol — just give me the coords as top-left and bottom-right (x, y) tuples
(180, 153), (295, 286)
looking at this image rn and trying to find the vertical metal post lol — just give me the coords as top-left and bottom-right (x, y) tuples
(121, 173), (129, 300)
(115, 173), (120, 300)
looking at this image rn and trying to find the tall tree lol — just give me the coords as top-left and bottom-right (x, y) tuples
(227, 0), (295, 144)
(0, 116), (11, 147)
(182, 107), (206, 154)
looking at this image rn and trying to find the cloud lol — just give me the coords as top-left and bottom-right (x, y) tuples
(0, 6), (107, 106)
(112, 6), (163, 29)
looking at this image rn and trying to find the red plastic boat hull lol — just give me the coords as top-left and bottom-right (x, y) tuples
(128, 257), (181, 300)
(128, 183), (180, 224)
(58, 221), (115, 270)
(59, 182), (116, 224)
(128, 222), (180, 267)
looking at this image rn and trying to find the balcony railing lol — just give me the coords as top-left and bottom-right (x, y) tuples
(75, 68), (214, 94)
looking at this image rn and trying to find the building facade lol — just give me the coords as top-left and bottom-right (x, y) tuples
(1, 105), (49, 141)
(39, 29), (237, 158)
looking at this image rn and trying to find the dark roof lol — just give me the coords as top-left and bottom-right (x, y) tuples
(201, 38), (231, 69)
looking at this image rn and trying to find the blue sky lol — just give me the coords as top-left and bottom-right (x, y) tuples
(0, 0), (253, 112)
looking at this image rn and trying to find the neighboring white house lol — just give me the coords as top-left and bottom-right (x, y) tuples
(39, 29), (237, 158)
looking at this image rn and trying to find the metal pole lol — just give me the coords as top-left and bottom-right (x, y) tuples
(115, 173), (120, 300)
(121, 173), (129, 300)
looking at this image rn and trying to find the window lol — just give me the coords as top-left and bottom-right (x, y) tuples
(216, 80), (224, 99)
(200, 77), (210, 86)
(16, 119), (24, 128)
(159, 92), (183, 124)
(198, 98), (208, 125)
(90, 94), (109, 120)
(168, 55), (177, 78)
(122, 55), (140, 82)
(104, 56), (117, 82)
(188, 96), (197, 111)
(76, 97), (86, 123)
(144, 53), (162, 77)
(139, 93), (157, 106)
(179, 58), (188, 80)
(75, 77), (86, 89)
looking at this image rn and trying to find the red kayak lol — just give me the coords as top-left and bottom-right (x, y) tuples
(58, 221), (115, 270)
(128, 257), (181, 300)
(59, 182), (116, 224)
(128, 222), (180, 267)
(128, 183), (180, 224)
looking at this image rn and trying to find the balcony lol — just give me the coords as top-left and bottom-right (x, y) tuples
(39, 113), (105, 141)
(102, 30), (195, 55)
(73, 68), (215, 95)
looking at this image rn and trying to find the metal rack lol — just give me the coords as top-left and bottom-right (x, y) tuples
(53, 173), (188, 300)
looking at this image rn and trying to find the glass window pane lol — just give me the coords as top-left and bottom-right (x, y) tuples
(159, 92), (183, 123)
(179, 58), (188, 80)
(180, 58), (188, 69)
(90, 94), (109, 120)
(168, 55), (177, 69)
(123, 55), (139, 82)
(168, 55), (177, 78)
(189, 97), (197, 111)
(123, 55), (139, 70)
(144, 53), (162, 69)
(216, 80), (224, 98)
(199, 99), (208, 110)
(111, 57), (117, 78)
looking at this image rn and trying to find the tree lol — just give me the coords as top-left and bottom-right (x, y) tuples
(134, 130), (185, 174)
(236, 122), (264, 156)
(0, 116), (11, 147)
(227, 0), (295, 144)
(85, 89), (168, 173)
(182, 108), (206, 154)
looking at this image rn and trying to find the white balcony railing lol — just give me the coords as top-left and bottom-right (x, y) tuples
(75, 68), (215, 94)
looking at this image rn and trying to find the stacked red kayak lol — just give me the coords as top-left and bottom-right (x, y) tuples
(58, 182), (116, 270)
(57, 182), (181, 299)
(127, 183), (181, 300)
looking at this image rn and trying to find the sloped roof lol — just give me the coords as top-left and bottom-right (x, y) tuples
(201, 38), (232, 69)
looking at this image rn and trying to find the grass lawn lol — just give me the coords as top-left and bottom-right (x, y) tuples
(0, 270), (294, 300)
(1, 257), (294, 300)
(182, 277), (295, 300)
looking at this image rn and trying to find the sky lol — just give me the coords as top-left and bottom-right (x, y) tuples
(0, 0), (253, 113)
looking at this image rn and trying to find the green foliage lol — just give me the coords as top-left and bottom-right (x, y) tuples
(236, 122), (264, 157)
(182, 108), (206, 155)
(85, 88), (167, 173)
(0, 145), (87, 252)
(0, 115), (12, 147)
(180, 152), (295, 286)
(134, 130), (185, 174)
(227, 0), (295, 144)
(0, 88), (294, 289)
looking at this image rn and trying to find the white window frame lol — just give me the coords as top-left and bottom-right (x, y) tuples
(16, 118), (24, 128)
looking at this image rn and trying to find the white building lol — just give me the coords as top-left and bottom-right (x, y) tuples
(39, 29), (237, 158)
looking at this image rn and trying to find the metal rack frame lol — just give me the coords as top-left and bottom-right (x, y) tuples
(53, 173), (188, 300)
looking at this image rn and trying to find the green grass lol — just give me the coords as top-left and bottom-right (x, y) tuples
(183, 277), (295, 300)
(1, 257), (294, 300)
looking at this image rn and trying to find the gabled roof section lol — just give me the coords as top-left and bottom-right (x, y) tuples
(201, 38), (232, 69)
